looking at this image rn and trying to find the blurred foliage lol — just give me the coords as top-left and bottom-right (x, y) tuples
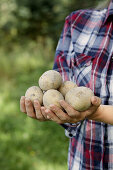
(0, 41), (69, 170)
(0, 0), (100, 47)
(0, 0), (106, 169)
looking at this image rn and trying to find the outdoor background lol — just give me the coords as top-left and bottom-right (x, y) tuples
(0, 0), (104, 170)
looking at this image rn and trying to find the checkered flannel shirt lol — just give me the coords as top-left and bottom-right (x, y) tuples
(53, 0), (113, 169)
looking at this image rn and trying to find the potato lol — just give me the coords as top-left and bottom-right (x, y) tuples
(39, 70), (62, 91)
(43, 89), (64, 109)
(65, 86), (94, 111)
(25, 86), (43, 105)
(58, 81), (77, 97)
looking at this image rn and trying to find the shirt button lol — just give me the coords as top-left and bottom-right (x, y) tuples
(69, 134), (73, 137)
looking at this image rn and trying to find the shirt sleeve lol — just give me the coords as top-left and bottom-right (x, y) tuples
(53, 13), (81, 138)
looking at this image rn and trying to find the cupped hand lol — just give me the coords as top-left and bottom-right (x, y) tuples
(20, 96), (50, 121)
(43, 96), (101, 124)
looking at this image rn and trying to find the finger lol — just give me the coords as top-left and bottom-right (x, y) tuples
(45, 108), (63, 124)
(20, 96), (26, 113)
(25, 98), (36, 118)
(91, 96), (101, 107)
(59, 100), (80, 118)
(34, 100), (46, 121)
(84, 96), (101, 118)
(41, 106), (49, 120)
(49, 104), (70, 121)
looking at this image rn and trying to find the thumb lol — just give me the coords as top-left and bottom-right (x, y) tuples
(85, 96), (101, 119)
(91, 96), (101, 107)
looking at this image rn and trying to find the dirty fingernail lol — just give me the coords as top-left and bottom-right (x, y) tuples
(45, 109), (50, 113)
(47, 115), (50, 119)
(50, 104), (55, 108)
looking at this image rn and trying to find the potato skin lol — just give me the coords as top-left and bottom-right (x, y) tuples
(39, 70), (62, 91)
(65, 86), (94, 111)
(43, 89), (64, 109)
(58, 81), (77, 97)
(25, 86), (43, 105)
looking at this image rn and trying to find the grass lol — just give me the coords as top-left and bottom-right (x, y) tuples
(0, 40), (69, 170)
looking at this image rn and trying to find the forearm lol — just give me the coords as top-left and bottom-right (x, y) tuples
(88, 105), (113, 125)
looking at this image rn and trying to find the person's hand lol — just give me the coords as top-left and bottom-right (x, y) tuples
(42, 96), (101, 124)
(20, 96), (50, 121)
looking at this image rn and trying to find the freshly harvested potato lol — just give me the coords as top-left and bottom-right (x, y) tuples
(25, 86), (43, 105)
(43, 89), (64, 109)
(39, 70), (62, 91)
(58, 81), (77, 97)
(65, 86), (94, 111)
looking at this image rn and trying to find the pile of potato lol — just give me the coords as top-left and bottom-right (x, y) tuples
(25, 70), (94, 111)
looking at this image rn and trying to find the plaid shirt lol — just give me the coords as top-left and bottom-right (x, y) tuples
(53, 0), (113, 169)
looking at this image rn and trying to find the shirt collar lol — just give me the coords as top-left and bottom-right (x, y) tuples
(103, 0), (113, 25)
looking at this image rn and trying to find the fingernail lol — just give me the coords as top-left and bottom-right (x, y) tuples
(47, 115), (50, 119)
(45, 109), (50, 113)
(93, 97), (98, 103)
(50, 104), (54, 107)
(59, 100), (64, 104)
(21, 96), (24, 99)
(34, 103), (38, 107)
(34, 100), (38, 105)
(60, 100), (64, 102)
(26, 98), (30, 104)
(26, 98), (29, 102)
(41, 107), (44, 111)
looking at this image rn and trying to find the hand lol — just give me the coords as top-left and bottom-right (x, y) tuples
(43, 96), (101, 124)
(20, 96), (50, 121)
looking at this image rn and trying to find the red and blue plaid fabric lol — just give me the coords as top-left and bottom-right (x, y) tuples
(53, 0), (113, 169)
